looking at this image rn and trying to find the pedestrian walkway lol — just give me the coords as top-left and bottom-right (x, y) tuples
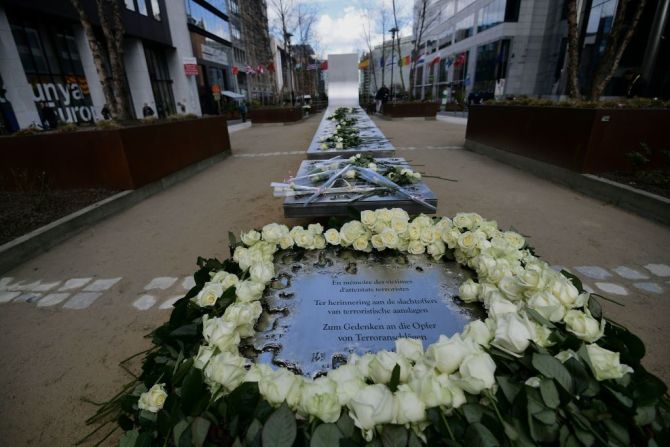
(1, 113), (669, 445)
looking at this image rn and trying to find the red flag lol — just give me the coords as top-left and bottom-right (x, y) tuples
(267, 62), (275, 72)
(257, 64), (265, 74)
(454, 53), (466, 67)
(320, 60), (328, 70)
(232, 66), (239, 75)
(430, 54), (441, 66)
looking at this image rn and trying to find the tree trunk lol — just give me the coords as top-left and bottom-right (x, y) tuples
(409, 0), (428, 100)
(392, 0), (405, 94)
(590, 0), (646, 99)
(69, 0), (115, 118)
(565, 0), (581, 98)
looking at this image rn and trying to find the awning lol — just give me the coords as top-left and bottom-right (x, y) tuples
(221, 90), (245, 99)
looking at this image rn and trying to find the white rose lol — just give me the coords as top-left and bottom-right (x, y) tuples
(279, 235), (294, 250)
(299, 377), (341, 423)
(235, 280), (265, 302)
(348, 384), (395, 432)
(259, 368), (304, 408)
(407, 222), (422, 240)
(353, 235), (371, 252)
(233, 246), (251, 270)
(564, 310), (605, 343)
(487, 295), (518, 319)
(453, 213), (476, 229)
(493, 313), (534, 354)
(368, 351), (410, 384)
(241, 230), (261, 246)
(344, 169), (355, 178)
(461, 320), (492, 348)
(517, 262), (553, 293)
(586, 344), (634, 381)
(527, 290), (566, 322)
(340, 221), (365, 246)
(320, 143), (328, 150)
(351, 352), (376, 378)
(245, 363), (273, 382)
(391, 217), (409, 234)
(457, 231), (478, 252)
(380, 227), (399, 249)
(420, 227), (436, 245)
(459, 279), (480, 303)
(532, 321), (555, 347)
(427, 240), (446, 260)
(328, 364), (365, 405)
(193, 282), (223, 307)
(554, 349), (578, 363)
(395, 338), (424, 362)
(204, 352), (247, 391)
(498, 275), (524, 301)
(308, 223), (324, 235)
(324, 228), (342, 245)
(202, 315), (240, 352)
(370, 234), (385, 251)
(249, 262), (274, 284)
(294, 229), (315, 248)
(412, 215), (432, 228)
(441, 227), (460, 248)
(503, 231), (525, 250)
(409, 369), (465, 408)
(393, 385), (426, 424)
(262, 223), (289, 243)
(138, 383), (168, 413)
(361, 210), (377, 228)
(210, 271), (239, 290)
(549, 277), (579, 308)
(223, 301), (262, 336)
(376, 208), (393, 223)
(407, 240), (425, 255)
(426, 335), (476, 374)
(458, 352), (496, 394)
(314, 235), (326, 249)
(194, 345), (216, 370)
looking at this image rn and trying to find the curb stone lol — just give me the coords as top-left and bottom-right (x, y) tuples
(464, 139), (670, 226)
(0, 151), (231, 274)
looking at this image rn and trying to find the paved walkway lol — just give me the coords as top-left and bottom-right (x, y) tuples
(1, 113), (669, 445)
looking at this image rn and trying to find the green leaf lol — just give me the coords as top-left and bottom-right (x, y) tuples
(462, 403), (484, 423)
(336, 412), (356, 438)
(539, 379), (560, 409)
(604, 385), (633, 408)
(408, 431), (423, 447)
(464, 422), (499, 447)
(181, 368), (205, 415)
(634, 405), (656, 426)
(388, 365), (401, 392)
(245, 419), (263, 446)
(532, 353), (573, 393)
(587, 296), (602, 320)
(119, 429), (139, 447)
(532, 409), (556, 425)
(173, 420), (190, 446)
(496, 376), (521, 404)
(380, 425), (408, 447)
(603, 418), (630, 446)
(262, 403), (297, 447)
(191, 416), (211, 447)
(311, 423), (344, 447)
(170, 323), (198, 337)
(560, 270), (584, 292)
(526, 308), (556, 329)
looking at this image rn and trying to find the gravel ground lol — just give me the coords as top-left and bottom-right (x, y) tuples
(0, 189), (119, 246)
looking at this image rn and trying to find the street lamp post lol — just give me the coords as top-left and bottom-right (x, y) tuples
(389, 27), (398, 101)
(284, 32), (294, 105)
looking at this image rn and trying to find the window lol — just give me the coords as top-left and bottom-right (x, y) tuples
(150, 0), (161, 20)
(231, 24), (241, 40)
(439, 26), (454, 49)
(125, 0), (136, 11)
(230, 0), (239, 15)
(186, 0), (231, 41)
(202, 0), (228, 15)
(144, 46), (176, 118)
(474, 39), (509, 92)
(137, 0), (148, 15)
(478, 0), (506, 32)
(441, 0), (455, 21)
(454, 14), (474, 42)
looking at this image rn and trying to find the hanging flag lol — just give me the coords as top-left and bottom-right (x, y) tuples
(454, 52), (466, 67)
(232, 66), (239, 75)
(358, 59), (370, 69)
(256, 64), (265, 74)
(267, 62), (275, 72)
(385, 56), (396, 67)
(415, 54), (425, 66)
(319, 60), (328, 70)
(429, 54), (441, 66)
(398, 55), (410, 67)
(307, 63), (319, 70)
(245, 65), (256, 74)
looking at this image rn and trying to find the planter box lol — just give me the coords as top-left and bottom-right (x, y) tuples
(466, 105), (670, 173)
(0, 116), (231, 190)
(383, 102), (440, 118)
(247, 107), (302, 123)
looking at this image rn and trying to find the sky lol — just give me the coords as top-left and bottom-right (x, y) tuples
(266, 0), (414, 59)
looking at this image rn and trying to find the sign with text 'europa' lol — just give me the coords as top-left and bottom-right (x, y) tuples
(248, 248), (481, 377)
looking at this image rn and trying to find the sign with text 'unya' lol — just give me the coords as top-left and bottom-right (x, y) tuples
(249, 248), (481, 377)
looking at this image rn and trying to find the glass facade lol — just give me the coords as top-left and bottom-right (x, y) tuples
(478, 0), (506, 32)
(473, 39), (510, 92)
(10, 19), (95, 124)
(144, 46), (176, 118)
(185, 0), (231, 41)
(454, 14), (474, 42)
(457, 0), (476, 13)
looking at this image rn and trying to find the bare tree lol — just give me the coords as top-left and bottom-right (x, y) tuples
(360, 2), (378, 93)
(391, 0), (406, 94)
(295, 3), (318, 98)
(70, 0), (132, 120)
(565, 0), (647, 99)
(409, 0), (437, 100)
(269, 0), (297, 103)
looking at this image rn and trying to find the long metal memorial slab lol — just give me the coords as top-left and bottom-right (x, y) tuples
(306, 107), (395, 160)
(280, 157), (438, 217)
(246, 248), (481, 377)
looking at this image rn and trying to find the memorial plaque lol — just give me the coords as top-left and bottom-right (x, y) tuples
(246, 248), (482, 377)
(306, 107), (395, 160)
(283, 157), (438, 218)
